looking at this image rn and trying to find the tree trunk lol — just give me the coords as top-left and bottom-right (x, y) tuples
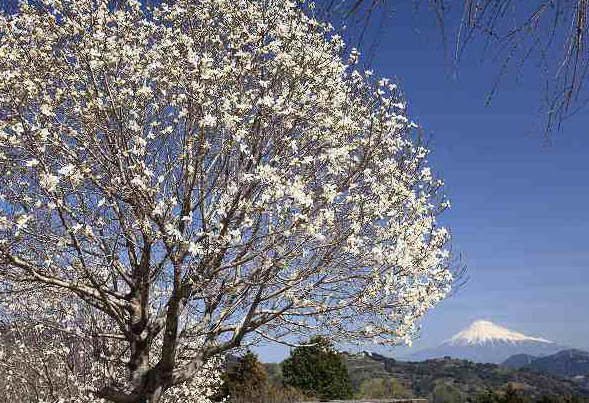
(96, 371), (166, 403)
(138, 387), (163, 403)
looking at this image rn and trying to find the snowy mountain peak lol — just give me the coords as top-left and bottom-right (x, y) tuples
(448, 320), (551, 345)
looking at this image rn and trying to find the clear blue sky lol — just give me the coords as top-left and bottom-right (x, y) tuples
(257, 2), (589, 362)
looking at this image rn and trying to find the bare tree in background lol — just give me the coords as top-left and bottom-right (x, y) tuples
(320, 0), (589, 135)
(457, 0), (589, 134)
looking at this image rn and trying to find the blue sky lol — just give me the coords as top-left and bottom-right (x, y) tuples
(257, 2), (589, 362)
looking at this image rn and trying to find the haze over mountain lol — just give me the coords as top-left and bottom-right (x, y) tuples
(406, 320), (565, 364)
(503, 349), (589, 378)
(502, 353), (537, 369)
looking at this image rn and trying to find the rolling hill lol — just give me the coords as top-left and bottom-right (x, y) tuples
(344, 351), (589, 400)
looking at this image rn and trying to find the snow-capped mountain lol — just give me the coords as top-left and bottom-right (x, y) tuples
(406, 320), (565, 364)
(448, 320), (551, 345)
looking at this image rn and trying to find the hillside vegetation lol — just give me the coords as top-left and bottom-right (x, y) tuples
(217, 347), (589, 402)
(344, 352), (589, 401)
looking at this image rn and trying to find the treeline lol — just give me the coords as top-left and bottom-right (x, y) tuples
(215, 336), (410, 402)
(215, 337), (589, 403)
(466, 385), (589, 403)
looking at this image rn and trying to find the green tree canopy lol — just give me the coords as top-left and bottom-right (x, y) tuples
(281, 336), (353, 400)
(215, 351), (268, 402)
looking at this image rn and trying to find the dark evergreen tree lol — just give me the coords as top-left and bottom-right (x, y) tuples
(281, 336), (353, 400)
(214, 351), (268, 402)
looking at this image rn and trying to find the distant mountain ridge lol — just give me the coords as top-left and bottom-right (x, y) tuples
(343, 351), (589, 400)
(407, 320), (565, 364)
(502, 349), (589, 378)
(502, 353), (537, 369)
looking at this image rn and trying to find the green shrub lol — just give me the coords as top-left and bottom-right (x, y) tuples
(432, 381), (462, 403)
(358, 377), (410, 398)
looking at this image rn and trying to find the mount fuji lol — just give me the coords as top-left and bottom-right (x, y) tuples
(405, 320), (566, 364)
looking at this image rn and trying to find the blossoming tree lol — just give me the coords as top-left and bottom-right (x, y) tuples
(0, 0), (452, 401)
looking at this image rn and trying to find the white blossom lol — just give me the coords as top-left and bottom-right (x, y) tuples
(15, 214), (32, 230)
(39, 172), (59, 192)
(187, 242), (203, 256)
(58, 163), (76, 177)
(199, 114), (217, 128)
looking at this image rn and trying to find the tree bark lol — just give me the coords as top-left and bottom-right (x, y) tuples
(97, 386), (164, 403)
(139, 387), (163, 403)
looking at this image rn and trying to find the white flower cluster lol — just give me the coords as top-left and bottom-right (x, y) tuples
(0, 0), (452, 400)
